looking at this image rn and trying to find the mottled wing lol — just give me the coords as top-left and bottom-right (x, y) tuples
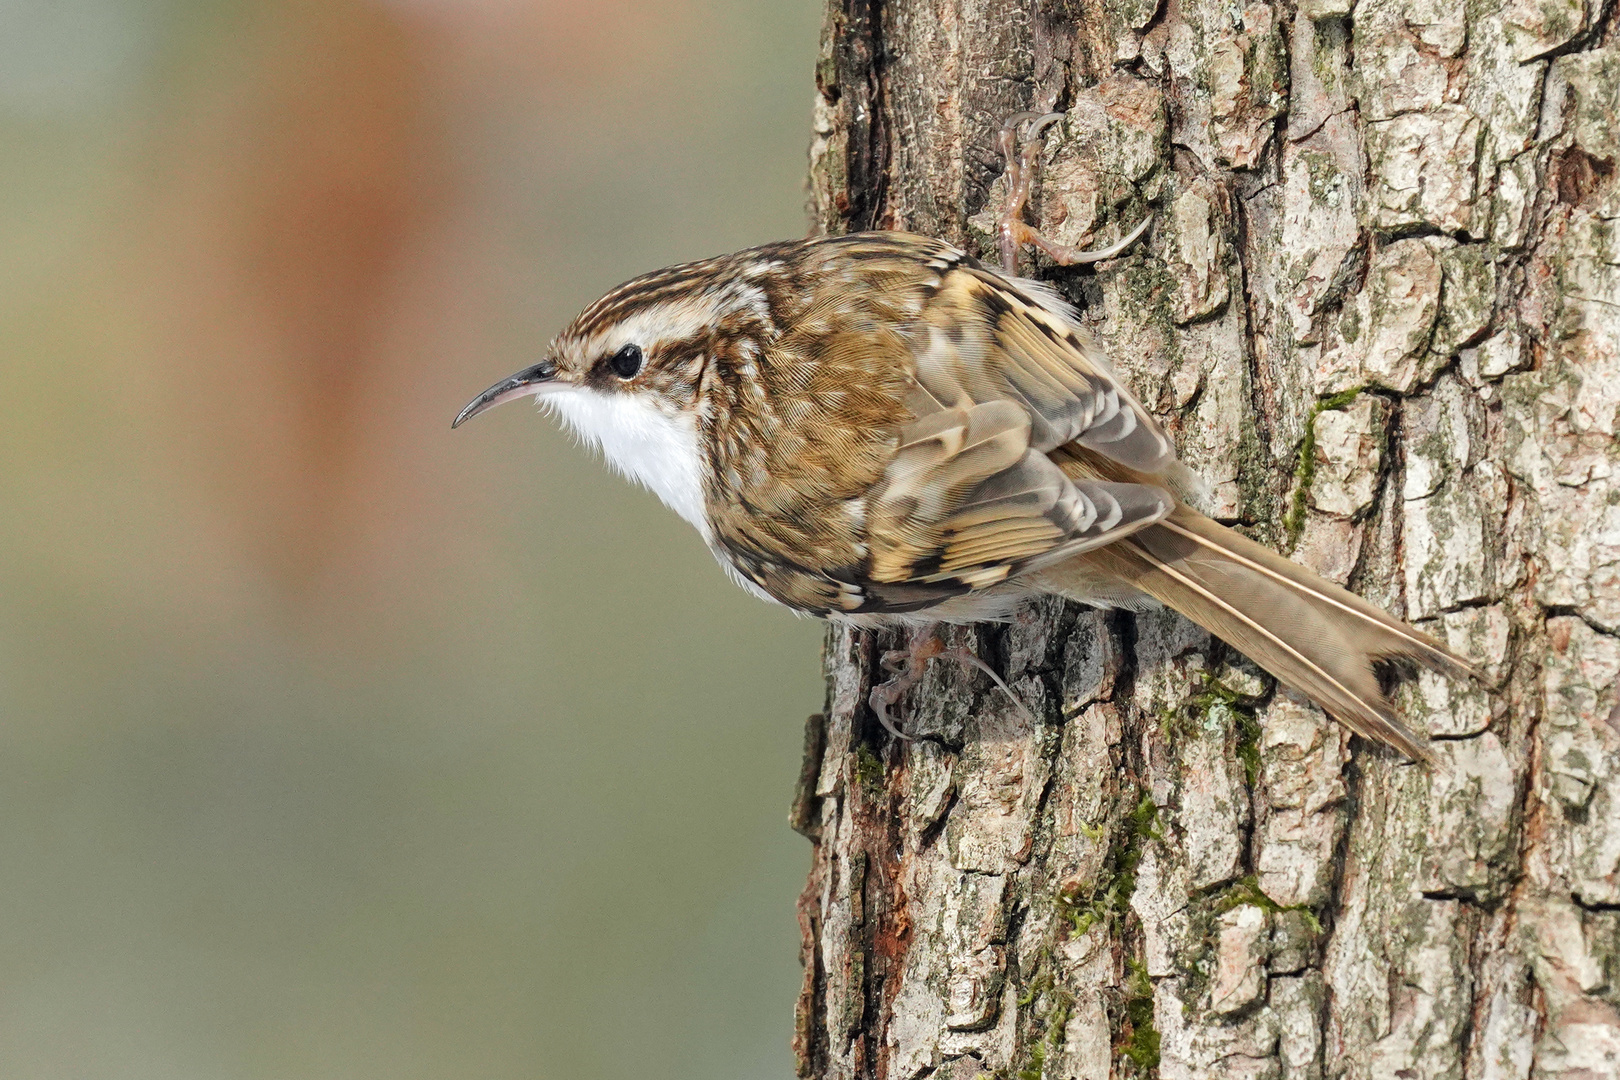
(916, 266), (1176, 472)
(704, 231), (1175, 617)
(861, 387), (1173, 597)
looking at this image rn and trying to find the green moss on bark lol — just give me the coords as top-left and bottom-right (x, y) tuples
(1283, 387), (1366, 548)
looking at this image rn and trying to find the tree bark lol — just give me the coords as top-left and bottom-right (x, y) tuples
(792, 2), (1620, 1079)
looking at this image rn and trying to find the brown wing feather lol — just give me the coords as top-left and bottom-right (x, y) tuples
(915, 268), (1176, 472)
(863, 392), (1172, 594)
(703, 234), (1176, 616)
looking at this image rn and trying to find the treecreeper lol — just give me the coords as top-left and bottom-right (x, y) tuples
(454, 115), (1483, 762)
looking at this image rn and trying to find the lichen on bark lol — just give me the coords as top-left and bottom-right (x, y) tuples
(793, 2), (1620, 1078)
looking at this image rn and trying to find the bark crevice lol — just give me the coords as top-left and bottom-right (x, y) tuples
(797, 1), (1620, 1077)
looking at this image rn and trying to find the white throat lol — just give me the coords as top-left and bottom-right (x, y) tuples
(543, 390), (710, 537)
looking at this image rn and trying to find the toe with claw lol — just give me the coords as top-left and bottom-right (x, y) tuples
(868, 633), (944, 741)
(994, 110), (1152, 276)
(867, 627), (1038, 741)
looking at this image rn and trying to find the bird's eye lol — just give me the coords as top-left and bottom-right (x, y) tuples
(609, 343), (644, 379)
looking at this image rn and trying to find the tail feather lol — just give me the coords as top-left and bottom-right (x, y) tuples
(1153, 515), (1484, 684)
(1042, 506), (1481, 761)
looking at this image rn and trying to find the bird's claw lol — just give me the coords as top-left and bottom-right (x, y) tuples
(999, 110), (1066, 142)
(867, 630), (1037, 740)
(868, 638), (945, 740)
(994, 109), (1153, 275)
(869, 683), (915, 741)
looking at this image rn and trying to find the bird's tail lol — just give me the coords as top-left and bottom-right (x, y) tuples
(1040, 506), (1484, 760)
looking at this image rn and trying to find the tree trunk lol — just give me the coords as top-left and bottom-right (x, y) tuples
(791, 2), (1620, 1078)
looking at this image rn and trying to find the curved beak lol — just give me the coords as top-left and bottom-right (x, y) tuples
(452, 360), (561, 429)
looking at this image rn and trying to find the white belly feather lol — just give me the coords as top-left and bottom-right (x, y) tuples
(543, 389), (805, 610)
(544, 390), (711, 538)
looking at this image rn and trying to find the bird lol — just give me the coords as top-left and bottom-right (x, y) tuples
(454, 114), (1481, 761)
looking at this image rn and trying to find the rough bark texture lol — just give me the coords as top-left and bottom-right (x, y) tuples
(792, 2), (1620, 1079)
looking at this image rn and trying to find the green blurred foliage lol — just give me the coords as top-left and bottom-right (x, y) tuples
(0, 2), (826, 1077)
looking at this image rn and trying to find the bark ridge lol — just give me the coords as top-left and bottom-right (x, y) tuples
(797, 2), (1620, 1078)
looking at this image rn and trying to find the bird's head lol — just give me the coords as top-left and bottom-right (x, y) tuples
(453, 251), (783, 430)
(452, 250), (785, 531)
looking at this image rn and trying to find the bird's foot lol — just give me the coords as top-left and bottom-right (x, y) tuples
(994, 111), (1153, 275)
(868, 628), (1037, 740)
(868, 632), (944, 741)
(995, 111), (1063, 274)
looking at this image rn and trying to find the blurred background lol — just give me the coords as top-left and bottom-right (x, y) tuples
(0, 1), (825, 1076)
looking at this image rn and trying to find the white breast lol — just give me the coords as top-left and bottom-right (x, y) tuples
(543, 389), (711, 539)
